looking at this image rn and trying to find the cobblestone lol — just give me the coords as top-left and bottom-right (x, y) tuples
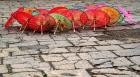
(129, 56), (140, 65)
(41, 54), (64, 61)
(120, 43), (140, 49)
(113, 49), (140, 56)
(0, 65), (8, 73)
(112, 57), (134, 66)
(75, 60), (93, 69)
(94, 45), (123, 51)
(0, 0), (140, 77)
(89, 51), (117, 59)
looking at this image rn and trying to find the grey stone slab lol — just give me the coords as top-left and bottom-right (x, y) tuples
(3, 72), (43, 77)
(41, 54), (64, 62)
(62, 53), (80, 61)
(9, 41), (38, 47)
(47, 69), (91, 77)
(129, 56), (140, 65)
(120, 43), (140, 49)
(112, 57), (133, 66)
(52, 60), (76, 70)
(113, 49), (140, 56)
(89, 51), (117, 59)
(75, 60), (93, 69)
(0, 65), (8, 73)
(94, 45), (123, 51)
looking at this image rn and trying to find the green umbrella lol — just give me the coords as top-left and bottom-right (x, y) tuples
(49, 13), (72, 34)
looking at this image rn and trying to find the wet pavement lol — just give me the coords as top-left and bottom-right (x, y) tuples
(0, 0), (140, 77)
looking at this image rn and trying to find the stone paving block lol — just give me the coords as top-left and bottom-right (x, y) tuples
(131, 65), (140, 71)
(3, 55), (40, 64)
(62, 53), (80, 61)
(0, 65), (8, 73)
(3, 72), (43, 77)
(120, 43), (140, 49)
(97, 41), (110, 45)
(92, 75), (107, 77)
(9, 41), (38, 47)
(48, 41), (73, 48)
(106, 74), (140, 77)
(0, 49), (9, 57)
(113, 49), (140, 56)
(41, 54), (64, 62)
(48, 48), (69, 53)
(129, 56), (140, 65)
(11, 62), (51, 72)
(2, 47), (20, 52)
(75, 60), (93, 69)
(91, 68), (137, 75)
(12, 50), (40, 56)
(0, 42), (7, 48)
(68, 46), (97, 53)
(96, 62), (113, 68)
(22, 36), (37, 41)
(94, 45), (123, 51)
(90, 58), (111, 65)
(81, 37), (99, 42)
(39, 41), (55, 45)
(47, 69), (91, 77)
(52, 60), (76, 70)
(51, 35), (67, 41)
(71, 40), (97, 46)
(78, 53), (92, 60)
(112, 57), (133, 66)
(0, 38), (20, 43)
(89, 51), (117, 59)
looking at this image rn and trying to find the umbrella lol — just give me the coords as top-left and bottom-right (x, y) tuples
(85, 9), (110, 31)
(69, 9), (88, 31)
(48, 6), (68, 14)
(28, 14), (56, 34)
(49, 13), (72, 34)
(117, 6), (135, 24)
(28, 15), (47, 34)
(23, 7), (37, 15)
(37, 9), (49, 15)
(100, 6), (121, 25)
(11, 12), (33, 32)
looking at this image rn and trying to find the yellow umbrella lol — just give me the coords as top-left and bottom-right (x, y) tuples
(100, 6), (121, 25)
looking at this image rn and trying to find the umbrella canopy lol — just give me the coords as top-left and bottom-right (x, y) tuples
(85, 9), (110, 28)
(69, 9), (87, 29)
(37, 9), (49, 15)
(100, 6), (121, 25)
(49, 13), (72, 31)
(13, 12), (33, 27)
(28, 15), (47, 32)
(23, 7), (37, 15)
(48, 6), (68, 14)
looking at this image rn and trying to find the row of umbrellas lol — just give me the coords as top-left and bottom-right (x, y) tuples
(5, 4), (134, 34)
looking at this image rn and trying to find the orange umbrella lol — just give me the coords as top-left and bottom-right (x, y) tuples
(100, 6), (121, 25)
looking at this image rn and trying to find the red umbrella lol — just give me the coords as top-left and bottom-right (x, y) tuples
(69, 9), (88, 31)
(85, 9), (110, 30)
(28, 15), (56, 34)
(48, 6), (68, 14)
(14, 12), (33, 32)
(37, 9), (49, 15)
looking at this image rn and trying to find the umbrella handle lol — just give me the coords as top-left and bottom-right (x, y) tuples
(72, 22), (76, 32)
(54, 21), (59, 35)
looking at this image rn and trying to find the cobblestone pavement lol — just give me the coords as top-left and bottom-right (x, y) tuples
(0, 0), (140, 77)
